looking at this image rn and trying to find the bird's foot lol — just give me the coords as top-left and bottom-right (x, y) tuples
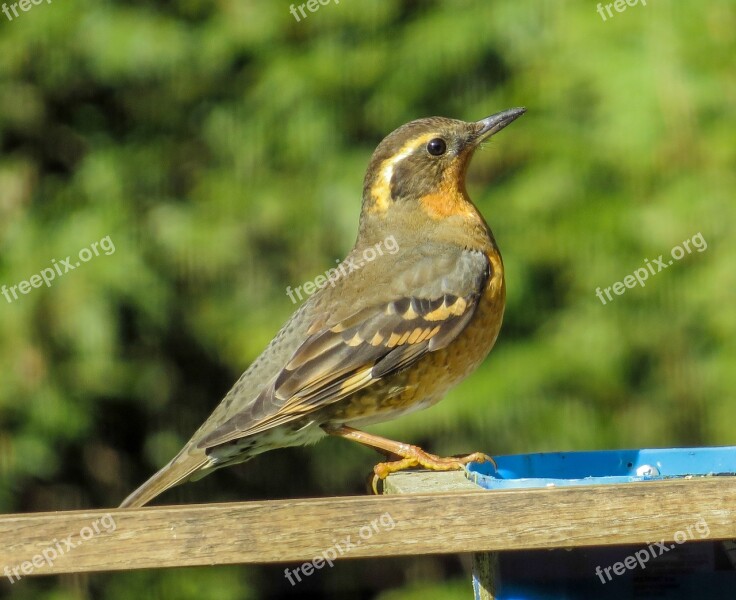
(323, 425), (495, 494)
(370, 447), (495, 494)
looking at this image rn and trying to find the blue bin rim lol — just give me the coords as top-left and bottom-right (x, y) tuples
(467, 445), (736, 489)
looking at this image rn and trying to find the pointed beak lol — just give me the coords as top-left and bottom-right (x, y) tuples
(475, 107), (526, 142)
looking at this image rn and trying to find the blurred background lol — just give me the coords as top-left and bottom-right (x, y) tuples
(0, 0), (734, 598)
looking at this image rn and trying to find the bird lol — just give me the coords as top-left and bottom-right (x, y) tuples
(120, 107), (525, 508)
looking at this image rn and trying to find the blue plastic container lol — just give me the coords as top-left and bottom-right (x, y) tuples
(466, 446), (736, 600)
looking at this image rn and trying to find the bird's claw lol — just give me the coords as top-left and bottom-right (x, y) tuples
(369, 449), (496, 494)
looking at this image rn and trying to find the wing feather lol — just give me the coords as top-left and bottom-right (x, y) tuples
(197, 249), (491, 450)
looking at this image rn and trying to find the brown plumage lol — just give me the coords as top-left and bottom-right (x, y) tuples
(120, 108), (525, 508)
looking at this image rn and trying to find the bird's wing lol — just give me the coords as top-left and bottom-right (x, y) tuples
(196, 248), (491, 450)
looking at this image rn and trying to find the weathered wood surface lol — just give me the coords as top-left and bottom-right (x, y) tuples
(0, 476), (734, 577)
(383, 470), (482, 493)
(383, 472), (498, 600)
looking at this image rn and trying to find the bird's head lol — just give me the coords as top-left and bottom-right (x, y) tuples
(359, 108), (525, 241)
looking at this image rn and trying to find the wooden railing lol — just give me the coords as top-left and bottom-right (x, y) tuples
(1, 474), (734, 598)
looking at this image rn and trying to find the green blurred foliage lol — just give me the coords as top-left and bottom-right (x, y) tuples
(0, 0), (734, 597)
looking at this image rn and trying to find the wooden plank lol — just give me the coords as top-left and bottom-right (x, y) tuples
(384, 471), (499, 600)
(383, 470), (482, 494)
(0, 477), (734, 577)
(472, 552), (498, 600)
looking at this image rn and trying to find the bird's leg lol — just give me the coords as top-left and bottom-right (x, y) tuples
(324, 425), (495, 494)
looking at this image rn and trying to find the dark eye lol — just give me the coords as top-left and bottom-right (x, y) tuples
(426, 138), (447, 156)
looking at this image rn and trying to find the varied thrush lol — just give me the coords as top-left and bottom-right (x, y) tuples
(120, 107), (525, 507)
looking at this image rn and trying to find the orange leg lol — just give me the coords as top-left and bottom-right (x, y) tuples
(325, 425), (496, 493)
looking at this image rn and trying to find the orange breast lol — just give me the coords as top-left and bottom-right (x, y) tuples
(330, 248), (506, 426)
(424, 248), (505, 386)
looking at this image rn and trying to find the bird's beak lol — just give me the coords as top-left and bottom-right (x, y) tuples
(475, 107), (526, 142)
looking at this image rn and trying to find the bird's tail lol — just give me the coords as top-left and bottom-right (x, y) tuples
(119, 450), (209, 508)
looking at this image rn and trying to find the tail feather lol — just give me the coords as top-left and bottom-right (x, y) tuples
(119, 452), (209, 508)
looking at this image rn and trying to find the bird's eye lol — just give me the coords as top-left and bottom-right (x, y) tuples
(426, 138), (447, 156)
